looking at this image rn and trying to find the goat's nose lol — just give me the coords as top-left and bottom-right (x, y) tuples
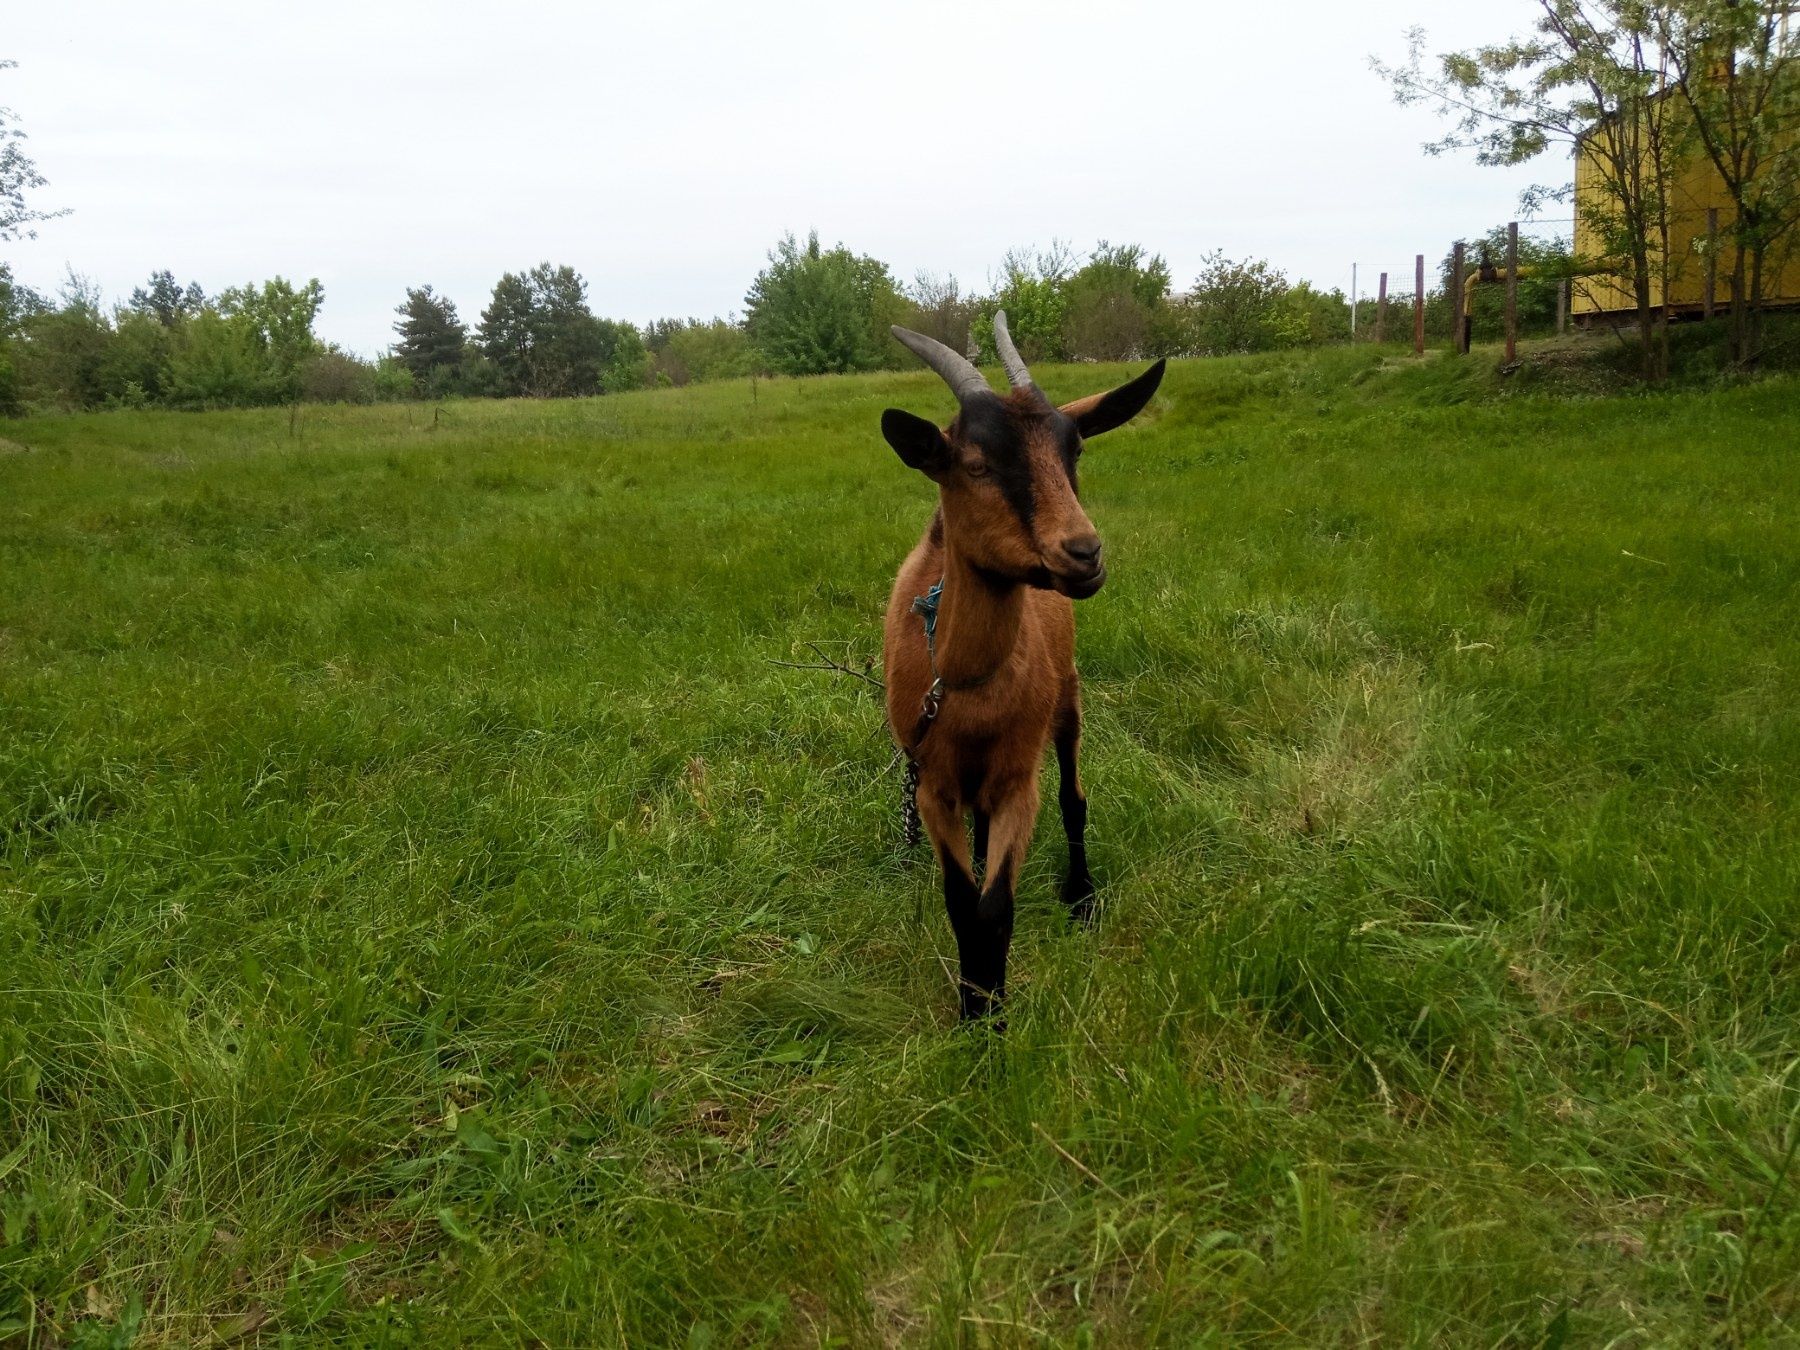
(1063, 535), (1103, 566)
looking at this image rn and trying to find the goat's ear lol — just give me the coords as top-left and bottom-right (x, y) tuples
(881, 408), (953, 474)
(1060, 359), (1166, 439)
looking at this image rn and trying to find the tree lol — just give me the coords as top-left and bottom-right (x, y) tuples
(0, 261), (41, 414)
(298, 348), (414, 404)
(100, 310), (175, 405)
(477, 263), (639, 398)
(1376, 4), (1682, 381)
(215, 276), (325, 401)
(11, 272), (115, 410)
(1183, 252), (1309, 355)
(743, 232), (905, 376)
(128, 270), (205, 327)
(1282, 281), (1353, 346)
(1, 62), (62, 416)
(0, 262), (43, 335)
(973, 242), (1078, 364)
(392, 285), (468, 387)
(1, 61), (67, 244)
(595, 316), (648, 394)
(900, 272), (976, 357)
(1653, 0), (1800, 364)
(479, 272), (537, 395)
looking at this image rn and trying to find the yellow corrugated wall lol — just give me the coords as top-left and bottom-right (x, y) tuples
(1572, 98), (1800, 316)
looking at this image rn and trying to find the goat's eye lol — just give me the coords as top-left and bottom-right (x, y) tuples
(965, 460), (991, 479)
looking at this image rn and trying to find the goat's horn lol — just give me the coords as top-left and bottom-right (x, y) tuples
(890, 325), (991, 404)
(992, 309), (1034, 390)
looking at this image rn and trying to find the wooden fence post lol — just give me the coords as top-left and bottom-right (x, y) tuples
(1505, 222), (1519, 363)
(1705, 207), (1719, 320)
(1451, 241), (1466, 354)
(1413, 254), (1426, 355)
(1557, 277), (1568, 334)
(1375, 272), (1388, 344)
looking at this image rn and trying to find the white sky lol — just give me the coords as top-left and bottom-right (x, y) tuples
(7, 0), (1562, 356)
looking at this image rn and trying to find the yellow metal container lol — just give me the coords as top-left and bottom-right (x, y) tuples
(1572, 95), (1800, 317)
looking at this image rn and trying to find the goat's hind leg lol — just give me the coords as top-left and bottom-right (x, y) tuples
(1054, 685), (1097, 923)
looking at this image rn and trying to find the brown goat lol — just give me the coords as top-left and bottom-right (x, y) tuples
(880, 314), (1164, 1022)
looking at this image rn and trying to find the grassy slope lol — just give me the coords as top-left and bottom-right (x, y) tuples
(2, 344), (1797, 1345)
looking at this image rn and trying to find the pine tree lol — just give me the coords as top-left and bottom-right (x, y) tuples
(392, 286), (467, 382)
(129, 270), (205, 327)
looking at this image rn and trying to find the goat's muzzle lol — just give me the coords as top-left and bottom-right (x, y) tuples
(1048, 535), (1106, 599)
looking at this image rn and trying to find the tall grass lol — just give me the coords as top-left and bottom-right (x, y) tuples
(2, 342), (1797, 1344)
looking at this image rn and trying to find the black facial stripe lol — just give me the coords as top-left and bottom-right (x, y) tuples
(1051, 411), (1081, 496)
(955, 394), (1036, 531)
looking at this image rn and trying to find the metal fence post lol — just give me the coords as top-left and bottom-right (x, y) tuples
(1451, 241), (1466, 354)
(1505, 222), (1519, 362)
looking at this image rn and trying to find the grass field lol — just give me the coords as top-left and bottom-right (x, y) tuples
(3, 342), (1798, 1346)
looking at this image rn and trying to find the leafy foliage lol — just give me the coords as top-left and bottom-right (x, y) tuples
(1652, 0), (1800, 363)
(1183, 251), (1312, 355)
(972, 242), (1077, 364)
(214, 277), (326, 401)
(743, 232), (905, 376)
(897, 271), (976, 358)
(1061, 242), (1178, 360)
(645, 317), (753, 386)
(0, 60), (66, 244)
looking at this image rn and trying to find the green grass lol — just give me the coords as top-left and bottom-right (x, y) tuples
(2, 340), (1798, 1346)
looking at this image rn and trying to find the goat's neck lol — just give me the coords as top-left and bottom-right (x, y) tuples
(934, 536), (1026, 688)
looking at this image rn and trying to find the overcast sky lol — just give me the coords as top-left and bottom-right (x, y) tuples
(8, 0), (1562, 356)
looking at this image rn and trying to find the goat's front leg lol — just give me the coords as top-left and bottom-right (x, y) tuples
(917, 786), (990, 1022)
(1054, 692), (1096, 923)
(962, 779), (1038, 1025)
(921, 782), (1031, 1023)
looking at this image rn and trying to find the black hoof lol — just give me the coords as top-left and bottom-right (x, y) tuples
(958, 987), (1006, 1029)
(1061, 873), (1098, 924)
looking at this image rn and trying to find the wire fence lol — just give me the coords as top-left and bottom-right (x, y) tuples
(1341, 197), (1793, 355)
(1342, 219), (1600, 355)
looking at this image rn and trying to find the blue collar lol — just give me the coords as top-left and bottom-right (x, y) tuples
(910, 578), (943, 650)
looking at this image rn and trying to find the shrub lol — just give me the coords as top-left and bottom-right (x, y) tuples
(1061, 242), (1174, 361)
(301, 348), (375, 403)
(163, 309), (285, 407)
(372, 355), (416, 402)
(646, 318), (753, 386)
(1183, 251), (1311, 355)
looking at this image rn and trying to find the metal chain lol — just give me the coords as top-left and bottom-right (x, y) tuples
(901, 757), (922, 848)
(900, 577), (946, 850)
